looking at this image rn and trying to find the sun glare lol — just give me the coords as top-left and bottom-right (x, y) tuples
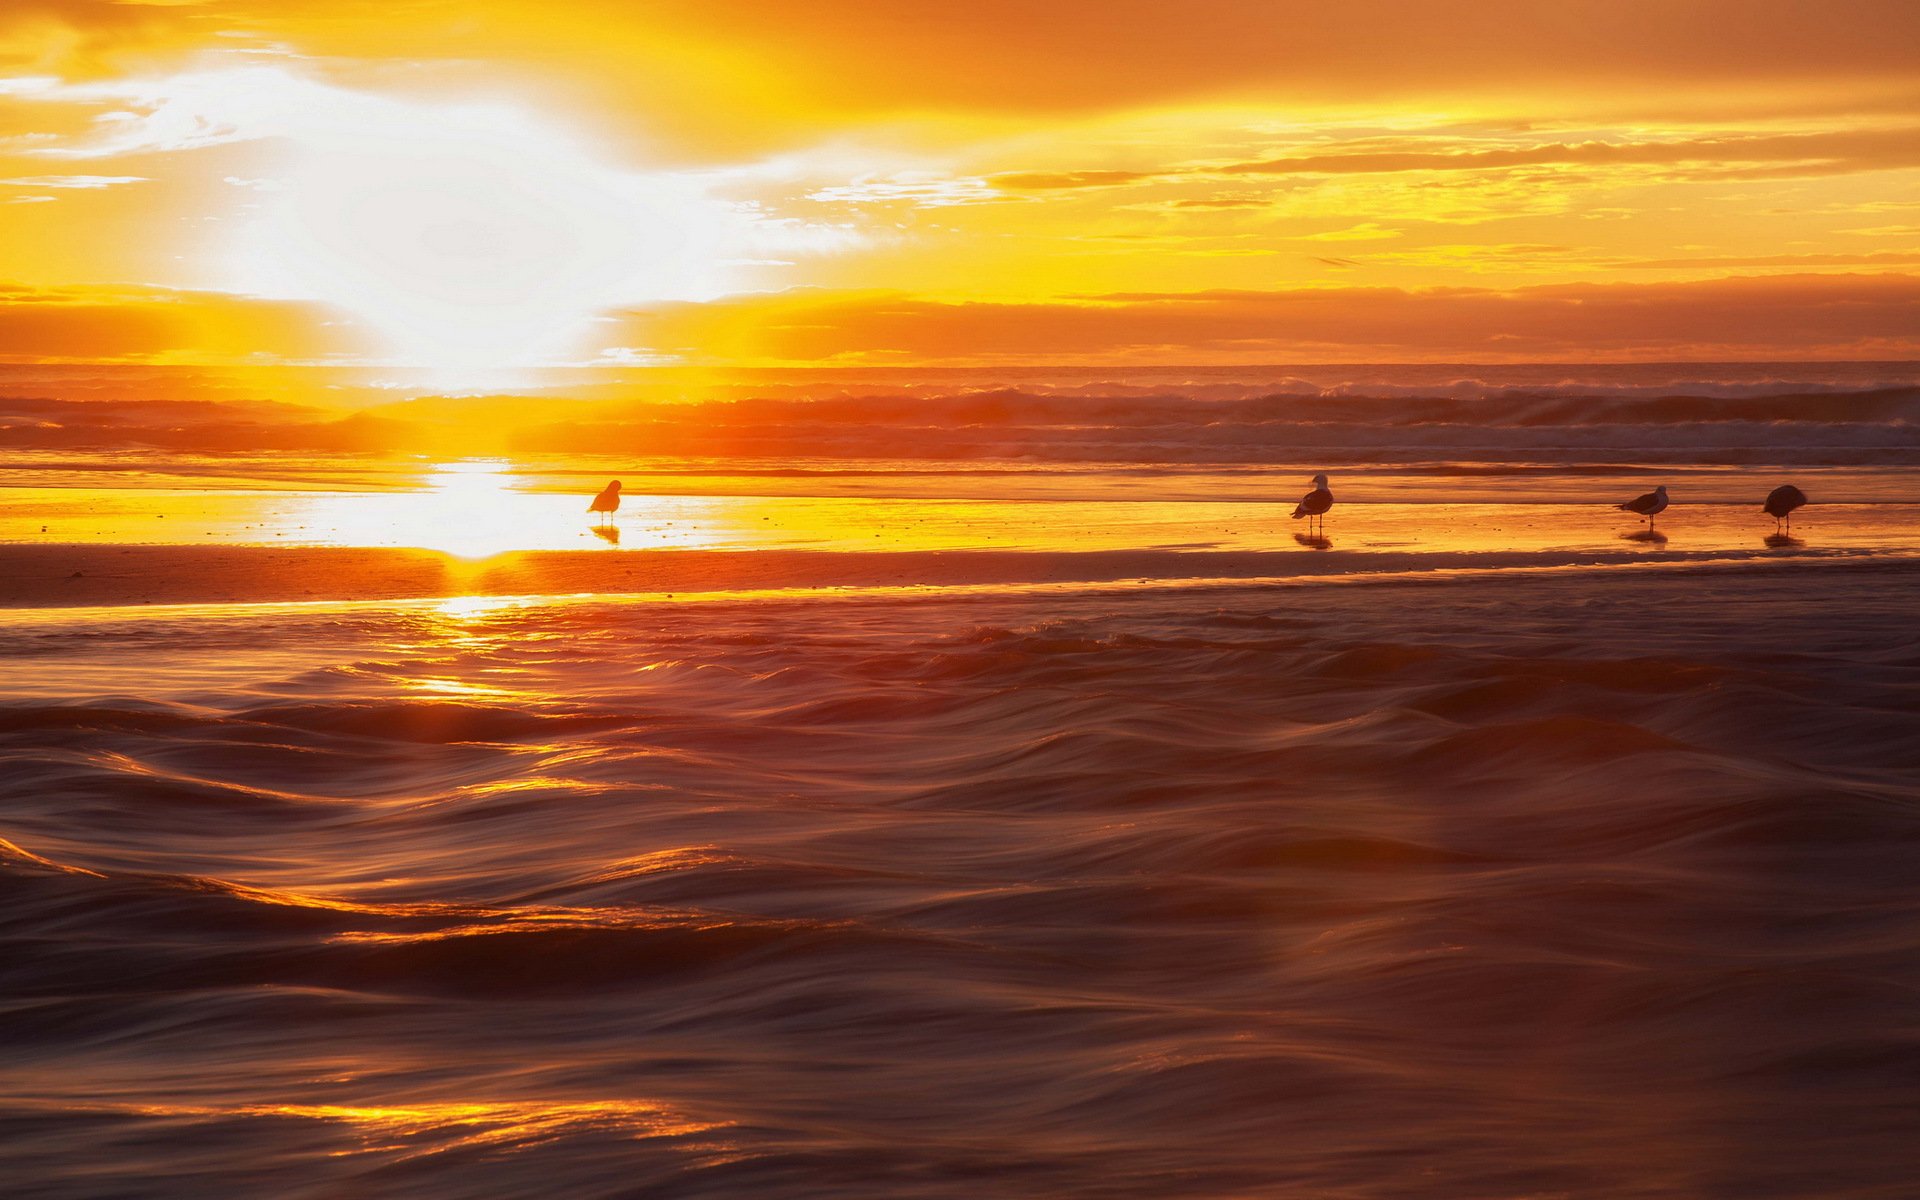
(222, 76), (737, 384)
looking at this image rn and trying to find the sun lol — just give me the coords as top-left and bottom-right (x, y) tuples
(223, 80), (734, 385)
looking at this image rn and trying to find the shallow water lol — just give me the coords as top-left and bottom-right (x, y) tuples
(4, 564), (1920, 1198)
(2, 463), (1912, 561)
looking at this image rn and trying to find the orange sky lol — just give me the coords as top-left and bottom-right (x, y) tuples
(2, 1), (1917, 372)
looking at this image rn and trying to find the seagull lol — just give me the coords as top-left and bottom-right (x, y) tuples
(588, 480), (622, 526)
(1617, 484), (1669, 531)
(1291, 472), (1334, 534)
(1763, 484), (1807, 532)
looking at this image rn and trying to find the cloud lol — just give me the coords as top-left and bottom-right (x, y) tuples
(986, 170), (1155, 190)
(1360, 243), (1588, 270)
(6, 273), (1917, 367)
(537, 0), (1920, 130)
(1297, 223), (1402, 242)
(18, 66), (339, 158)
(1215, 127), (1920, 180)
(1168, 197), (1269, 209)
(0, 173), (144, 187)
(1614, 251), (1920, 270)
(896, 125), (1920, 213)
(10, 1), (1914, 161)
(3, 0), (1917, 367)
(603, 274), (1920, 364)
(0, 282), (355, 362)
(806, 174), (1003, 206)
(0, 1), (209, 78)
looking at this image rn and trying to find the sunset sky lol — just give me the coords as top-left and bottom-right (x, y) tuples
(2, 0), (1917, 371)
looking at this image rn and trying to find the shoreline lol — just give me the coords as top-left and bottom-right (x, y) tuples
(1, 541), (1902, 611)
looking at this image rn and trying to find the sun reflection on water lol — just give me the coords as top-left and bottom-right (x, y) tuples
(283, 459), (646, 559)
(434, 594), (527, 620)
(67, 1098), (728, 1155)
(417, 460), (541, 560)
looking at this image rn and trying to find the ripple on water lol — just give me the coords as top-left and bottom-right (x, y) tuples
(3, 567), (1920, 1197)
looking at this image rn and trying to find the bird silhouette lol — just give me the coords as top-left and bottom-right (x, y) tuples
(588, 480), (622, 527)
(1763, 484), (1807, 532)
(1617, 484), (1669, 531)
(1291, 472), (1334, 534)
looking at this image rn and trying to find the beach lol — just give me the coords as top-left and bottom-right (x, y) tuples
(4, 558), (1919, 1197)
(7, 0), (1920, 1187)
(5, 363), (1920, 1197)
(2, 453), (1913, 608)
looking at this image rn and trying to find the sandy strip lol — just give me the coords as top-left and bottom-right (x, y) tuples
(0, 542), (1894, 610)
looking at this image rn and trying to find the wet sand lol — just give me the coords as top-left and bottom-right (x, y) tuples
(0, 539), (1900, 609)
(3, 467), (1910, 609)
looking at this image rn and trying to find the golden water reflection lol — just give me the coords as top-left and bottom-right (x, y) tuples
(297, 460), (594, 559)
(4, 459), (1917, 560)
(48, 1098), (729, 1155)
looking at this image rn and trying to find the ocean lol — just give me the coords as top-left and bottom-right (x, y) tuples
(3, 363), (1918, 1197)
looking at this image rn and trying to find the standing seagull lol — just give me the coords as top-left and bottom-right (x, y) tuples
(1617, 484), (1669, 531)
(1763, 484), (1808, 532)
(588, 479), (622, 527)
(1292, 472), (1334, 533)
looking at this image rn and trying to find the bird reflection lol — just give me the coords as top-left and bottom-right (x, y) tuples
(1764, 532), (1804, 549)
(1620, 529), (1669, 545)
(1293, 532), (1333, 550)
(591, 524), (621, 545)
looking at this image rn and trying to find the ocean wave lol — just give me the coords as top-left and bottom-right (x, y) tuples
(4, 568), (1920, 1196)
(7, 373), (1920, 466)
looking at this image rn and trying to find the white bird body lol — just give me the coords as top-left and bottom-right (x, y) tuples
(1618, 485), (1669, 524)
(1291, 473), (1334, 526)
